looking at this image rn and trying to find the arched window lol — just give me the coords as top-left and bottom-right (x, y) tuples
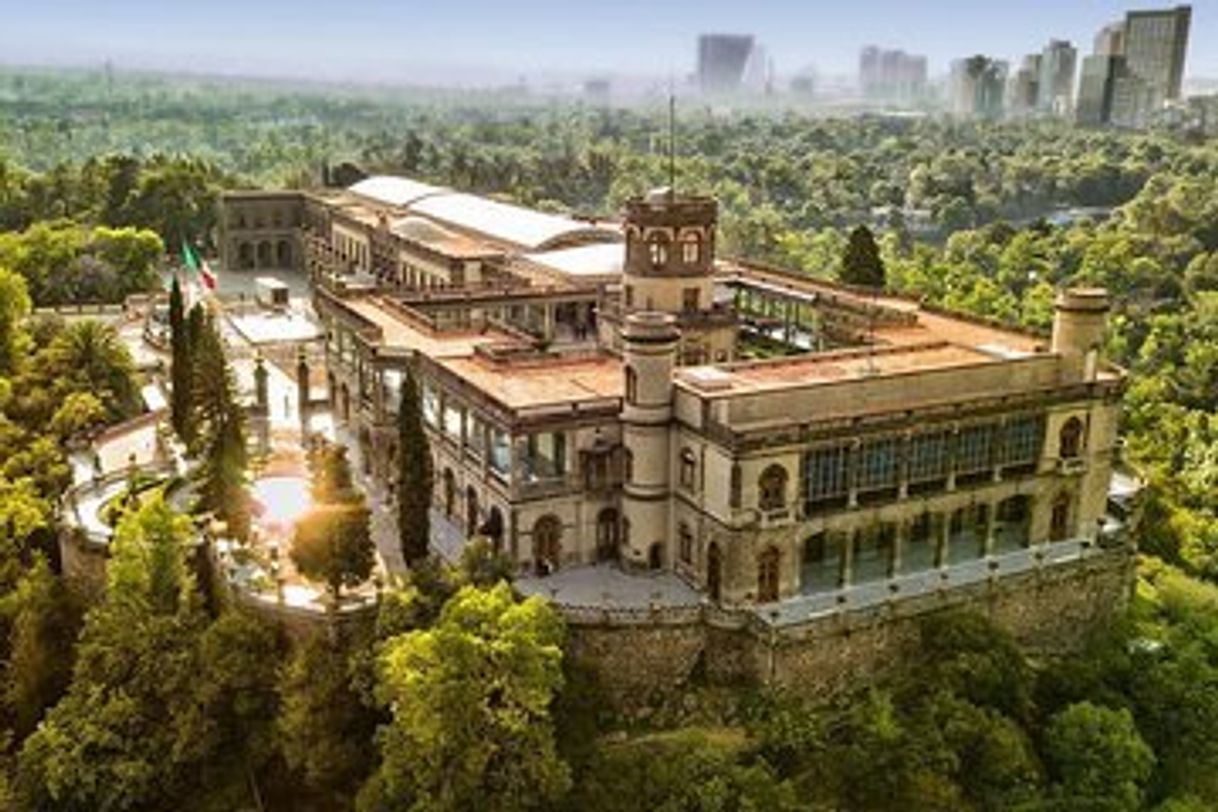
(1050, 493), (1071, 541)
(465, 486), (479, 536)
(757, 545), (781, 603)
(759, 464), (788, 511)
(532, 515), (563, 575)
(483, 506), (505, 551)
(1059, 416), (1083, 459)
(443, 469), (456, 518)
(678, 522), (693, 564)
(276, 239), (292, 268)
(647, 233), (669, 267)
(679, 448), (697, 490)
(681, 232), (702, 264)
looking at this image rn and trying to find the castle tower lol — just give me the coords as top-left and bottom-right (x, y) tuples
(620, 312), (679, 569)
(619, 189), (736, 365)
(1051, 288), (1109, 383)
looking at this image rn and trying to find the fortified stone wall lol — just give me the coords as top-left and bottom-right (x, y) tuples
(560, 549), (1134, 708)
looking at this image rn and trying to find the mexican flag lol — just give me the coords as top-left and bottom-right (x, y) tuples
(180, 242), (217, 291)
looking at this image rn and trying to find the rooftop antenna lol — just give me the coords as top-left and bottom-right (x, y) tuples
(667, 76), (677, 197)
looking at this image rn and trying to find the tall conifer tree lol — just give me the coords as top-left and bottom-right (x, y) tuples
(168, 276), (192, 441)
(397, 368), (433, 566)
(840, 225), (887, 289)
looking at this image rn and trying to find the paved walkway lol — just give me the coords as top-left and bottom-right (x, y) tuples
(517, 564), (702, 609)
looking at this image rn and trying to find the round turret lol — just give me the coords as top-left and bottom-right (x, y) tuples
(1051, 288), (1110, 383)
(620, 312), (679, 568)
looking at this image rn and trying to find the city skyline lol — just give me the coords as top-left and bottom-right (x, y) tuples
(1, 0), (1215, 87)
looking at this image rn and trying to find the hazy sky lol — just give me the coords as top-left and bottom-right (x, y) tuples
(1, 0), (1214, 84)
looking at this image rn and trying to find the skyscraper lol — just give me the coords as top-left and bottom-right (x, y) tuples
(859, 46), (928, 104)
(951, 55), (1008, 119)
(1076, 55), (1125, 127)
(1010, 54), (1042, 116)
(1122, 5), (1191, 106)
(1037, 40), (1078, 114)
(697, 34), (755, 95)
(1078, 6), (1191, 129)
(1094, 22), (1126, 56)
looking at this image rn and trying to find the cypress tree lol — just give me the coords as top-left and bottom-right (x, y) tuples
(191, 310), (250, 540)
(168, 276), (192, 441)
(840, 224), (887, 289)
(397, 368), (433, 566)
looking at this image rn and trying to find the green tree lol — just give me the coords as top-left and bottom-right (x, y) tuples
(16, 498), (281, 811)
(0, 556), (83, 738)
(190, 310), (250, 540)
(1043, 702), (1153, 812)
(291, 502), (374, 603)
(567, 728), (798, 812)
(277, 633), (377, 804)
(360, 583), (569, 812)
(48, 391), (106, 442)
(0, 265), (31, 376)
(168, 275), (192, 441)
(291, 440), (374, 602)
(43, 319), (139, 421)
(396, 369), (433, 566)
(840, 224), (886, 288)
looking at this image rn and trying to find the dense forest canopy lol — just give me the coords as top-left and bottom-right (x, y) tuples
(0, 65), (1216, 810)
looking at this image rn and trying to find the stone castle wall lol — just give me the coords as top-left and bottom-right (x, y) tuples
(560, 549), (1134, 707)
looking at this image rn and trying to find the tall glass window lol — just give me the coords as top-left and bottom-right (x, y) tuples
(421, 383), (440, 429)
(524, 432), (566, 481)
(442, 402), (463, 442)
(908, 430), (949, 482)
(805, 445), (850, 502)
(1000, 414), (1044, 467)
(956, 423), (995, 476)
(856, 437), (900, 493)
(489, 428), (510, 477)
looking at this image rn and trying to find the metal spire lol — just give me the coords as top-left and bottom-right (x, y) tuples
(668, 80), (677, 196)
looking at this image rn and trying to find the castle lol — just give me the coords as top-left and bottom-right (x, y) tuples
(220, 177), (1134, 692)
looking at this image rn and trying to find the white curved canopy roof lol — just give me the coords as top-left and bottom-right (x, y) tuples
(349, 176), (446, 208)
(524, 243), (624, 279)
(408, 192), (620, 252)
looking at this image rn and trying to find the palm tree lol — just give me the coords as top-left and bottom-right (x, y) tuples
(47, 320), (139, 420)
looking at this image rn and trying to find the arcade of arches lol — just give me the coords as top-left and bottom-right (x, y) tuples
(235, 238), (295, 271)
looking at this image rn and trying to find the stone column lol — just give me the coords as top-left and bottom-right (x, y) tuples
(891, 520), (906, 577)
(935, 512), (949, 568)
(984, 504), (997, 557)
(840, 531), (854, 588)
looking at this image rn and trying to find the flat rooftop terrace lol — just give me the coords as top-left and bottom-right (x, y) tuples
(436, 353), (624, 411)
(678, 341), (1015, 395)
(341, 297), (517, 358)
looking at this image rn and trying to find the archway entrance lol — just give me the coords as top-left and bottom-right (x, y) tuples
(707, 543), (722, 602)
(648, 543), (663, 570)
(1050, 494), (1070, 541)
(532, 515), (562, 575)
(595, 508), (619, 562)
(758, 546), (780, 603)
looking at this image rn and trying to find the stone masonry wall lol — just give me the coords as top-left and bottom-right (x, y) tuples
(561, 549), (1134, 708)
